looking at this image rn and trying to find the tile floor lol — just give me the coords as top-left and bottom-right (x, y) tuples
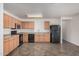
(8, 41), (79, 56)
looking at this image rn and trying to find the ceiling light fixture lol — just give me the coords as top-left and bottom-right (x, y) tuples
(27, 13), (43, 18)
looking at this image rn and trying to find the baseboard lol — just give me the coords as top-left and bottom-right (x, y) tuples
(64, 39), (79, 46)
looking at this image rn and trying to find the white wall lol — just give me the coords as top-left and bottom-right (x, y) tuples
(22, 18), (60, 25)
(63, 15), (79, 46)
(62, 20), (72, 42)
(0, 3), (3, 56)
(34, 20), (44, 32)
(50, 19), (61, 25)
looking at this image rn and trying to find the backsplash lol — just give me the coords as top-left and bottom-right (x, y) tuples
(17, 29), (34, 33)
(17, 29), (49, 33)
(4, 29), (11, 35)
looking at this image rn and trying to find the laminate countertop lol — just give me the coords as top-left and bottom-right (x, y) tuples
(4, 34), (19, 39)
(4, 31), (50, 39)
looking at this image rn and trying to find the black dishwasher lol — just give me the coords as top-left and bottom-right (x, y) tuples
(28, 34), (34, 43)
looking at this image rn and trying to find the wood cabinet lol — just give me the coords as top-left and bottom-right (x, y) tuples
(11, 17), (15, 28)
(35, 34), (41, 42)
(44, 21), (50, 29)
(29, 22), (34, 29)
(35, 33), (50, 43)
(4, 14), (15, 28)
(4, 13), (22, 28)
(23, 33), (28, 43)
(22, 22), (34, 29)
(4, 35), (19, 56)
(9, 39), (14, 52)
(22, 22), (28, 29)
(16, 35), (19, 47)
(13, 35), (19, 49)
(4, 38), (10, 56)
(4, 14), (11, 28)
(16, 19), (22, 29)
(4, 38), (14, 56)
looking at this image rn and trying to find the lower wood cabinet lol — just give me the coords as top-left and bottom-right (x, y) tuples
(13, 36), (19, 49)
(9, 39), (13, 53)
(35, 33), (50, 43)
(4, 39), (10, 56)
(4, 35), (19, 56)
(23, 33), (28, 43)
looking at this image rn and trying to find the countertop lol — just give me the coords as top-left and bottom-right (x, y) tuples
(4, 31), (50, 39)
(4, 34), (19, 39)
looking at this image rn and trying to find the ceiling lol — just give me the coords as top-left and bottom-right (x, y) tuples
(4, 3), (79, 19)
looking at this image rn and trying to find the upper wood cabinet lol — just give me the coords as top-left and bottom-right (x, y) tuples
(29, 22), (34, 29)
(4, 14), (15, 28)
(4, 13), (22, 29)
(22, 22), (34, 29)
(16, 20), (21, 26)
(15, 19), (22, 29)
(11, 17), (15, 28)
(22, 22), (28, 29)
(44, 21), (50, 29)
(4, 14), (11, 28)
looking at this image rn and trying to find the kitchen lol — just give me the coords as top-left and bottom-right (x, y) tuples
(3, 4), (61, 56)
(4, 12), (60, 55)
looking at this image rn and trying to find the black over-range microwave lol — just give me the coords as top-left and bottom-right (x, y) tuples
(11, 23), (21, 29)
(15, 23), (21, 29)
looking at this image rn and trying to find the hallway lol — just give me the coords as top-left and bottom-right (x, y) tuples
(8, 41), (79, 56)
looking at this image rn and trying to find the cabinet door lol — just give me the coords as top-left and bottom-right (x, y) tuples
(11, 17), (15, 28)
(22, 22), (29, 29)
(44, 37), (49, 42)
(44, 21), (49, 29)
(16, 20), (22, 29)
(35, 37), (40, 42)
(25, 22), (29, 29)
(16, 35), (19, 46)
(22, 22), (25, 29)
(13, 36), (18, 49)
(13, 38), (16, 49)
(4, 35), (19, 56)
(4, 14), (11, 28)
(40, 35), (45, 42)
(31, 22), (34, 29)
(35, 34), (40, 42)
(4, 14), (8, 28)
(10, 38), (14, 51)
(23, 36), (28, 43)
(29, 22), (34, 29)
(3, 39), (10, 56)
(35, 33), (50, 43)
(9, 39), (14, 52)
(22, 22), (34, 29)
(44, 33), (50, 42)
